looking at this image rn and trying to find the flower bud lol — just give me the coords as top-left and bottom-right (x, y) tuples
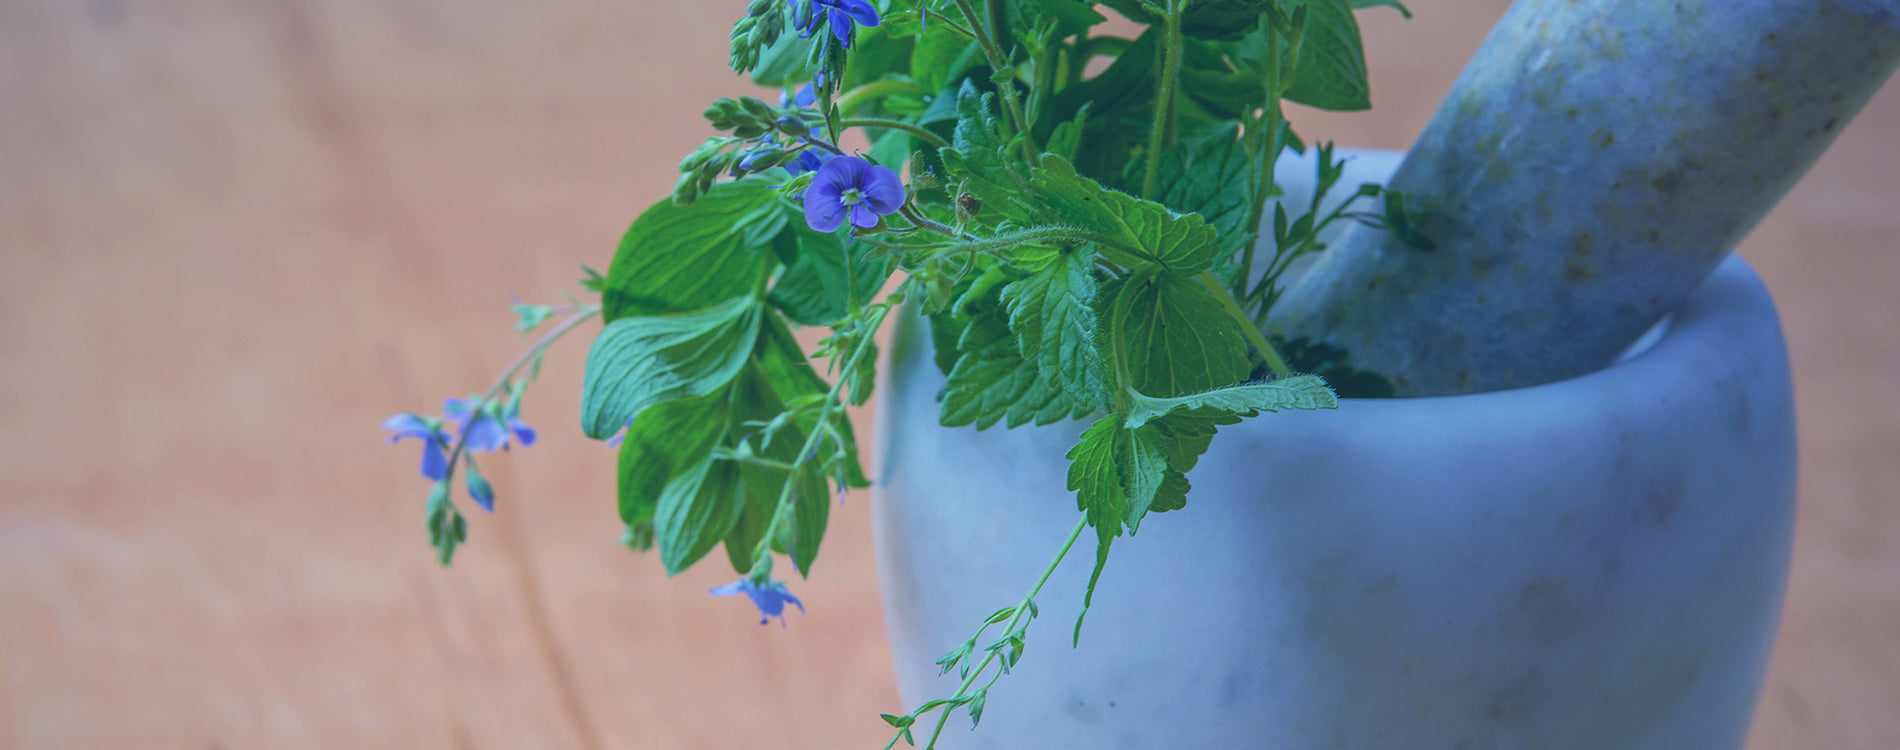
(774, 116), (810, 138)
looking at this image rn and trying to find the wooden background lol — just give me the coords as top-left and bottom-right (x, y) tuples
(2, 1), (1896, 747)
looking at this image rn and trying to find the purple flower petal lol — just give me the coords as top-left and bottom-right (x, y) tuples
(827, 7), (852, 45)
(835, 0), (880, 27)
(509, 418), (537, 448)
(795, 83), (817, 109)
(382, 413), (430, 434)
(461, 414), (511, 453)
(710, 577), (806, 627)
(859, 163), (907, 214)
(849, 202), (880, 229)
(420, 438), (449, 481)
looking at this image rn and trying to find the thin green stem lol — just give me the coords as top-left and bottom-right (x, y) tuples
(1141, 0), (1185, 201)
(835, 80), (933, 113)
(747, 289), (899, 564)
(1198, 271), (1290, 378)
(840, 118), (949, 149)
(1237, 23), (1286, 301)
(444, 305), (601, 471)
(891, 513), (1092, 750)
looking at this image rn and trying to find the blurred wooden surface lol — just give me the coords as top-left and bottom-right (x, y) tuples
(0, 1), (1895, 747)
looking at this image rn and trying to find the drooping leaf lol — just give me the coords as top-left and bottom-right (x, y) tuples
(654, 455), (746, 575)
(728, 363), (833, 577)
(1000, 248), (1111, 410)
(754, 313), (872, 488)
(602, 179), (785, 320)
(1066, 414), (1130, 643)
(580, 296), (763, 439)
(616, 391), (733, 528)
(1124, 374), (1338, 428)
(1106, 273), (1251, 397)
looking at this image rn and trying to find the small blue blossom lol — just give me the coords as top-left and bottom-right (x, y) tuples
(794, 0), (880, 48)
(780, 83), (819, 110)
(804, 155), (906, 233)
(444, 397), (536, 453)
(382, 413), (451, 480)
(784, 149), (832, 177)
(710, 577), (806, 627)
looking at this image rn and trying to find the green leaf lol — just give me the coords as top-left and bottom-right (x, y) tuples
(728, 363), (833, 577)
(754, 314), (872, 489)
(1000, 248), (1111, 410)
(767, 214), (894, 326)
(602, 179), (785, 321)
(1143, 123), (1262, 257)
(1031, 155), (1225, 274)
(1124, 374), (1338, 428)
(751, 21), (818, 86)
(939, 281), (1089, 429)
(1282, 0), (1372, 111)
(654, 455), (746, 575)
(580, 296), (763, 440)
(722, 486), (767, 574)
(913, 31), (983, 94)
(1003, 0), (1107, 38)
(1066, 414), (1128, 645)
(1107, 273), (1252, 397)
(616, 391), (733, 529)
(1183, 0), (1274, 40)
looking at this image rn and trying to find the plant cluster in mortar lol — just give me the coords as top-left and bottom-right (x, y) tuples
(382, 0), (1423, 746)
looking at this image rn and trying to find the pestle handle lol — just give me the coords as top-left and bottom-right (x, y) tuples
(1266, 0), (1900, 396)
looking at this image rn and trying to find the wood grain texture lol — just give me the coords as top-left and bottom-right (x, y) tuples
(0, 1), (1892, 747)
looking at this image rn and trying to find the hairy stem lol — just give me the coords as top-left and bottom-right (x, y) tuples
(950, 0), (1036, 154)
(1141, 0), (1185, 201)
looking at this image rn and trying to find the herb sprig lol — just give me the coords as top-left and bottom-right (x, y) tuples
(383, 0), (1419, 746)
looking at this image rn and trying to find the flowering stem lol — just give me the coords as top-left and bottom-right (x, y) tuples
(1140, 0), (1185, 201)
(443, 305), (601, 473)
(746, 284), (904, 566)
(840, 118), (950, 149)
(889, 512), (1092, 750)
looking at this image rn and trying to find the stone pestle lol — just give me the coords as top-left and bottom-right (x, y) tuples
(1265, 0), (1900, 397)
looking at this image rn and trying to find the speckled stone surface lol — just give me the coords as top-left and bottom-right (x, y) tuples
(874, 251), (1796, 749)
(1267, 0), (1900, 396)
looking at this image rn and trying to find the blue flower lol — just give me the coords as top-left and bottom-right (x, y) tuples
(444, 397), (536, 453)
(780, 82), (818, 110)
(794, 0), (880, 48)
(383, 413), (451, 480)
(803, 155), (906, 233)
(710, 577), (806, 626)
(784, 149), (832, 177)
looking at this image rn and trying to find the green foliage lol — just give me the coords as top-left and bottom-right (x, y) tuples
(579, 296), (763, 440)
(1123, 374), (1338, 428)
(1108, 272), (1251, 397)
(602, 179), (784, 321)
(408, 3), (1424, 746)
(1001, 248), (1111, 410)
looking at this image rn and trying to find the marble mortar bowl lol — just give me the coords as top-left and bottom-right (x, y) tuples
(871, 149), (1797, 749)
